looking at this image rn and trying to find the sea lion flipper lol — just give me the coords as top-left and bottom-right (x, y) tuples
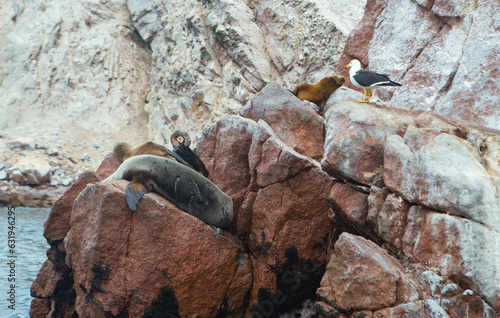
(126, 181), (148, 211)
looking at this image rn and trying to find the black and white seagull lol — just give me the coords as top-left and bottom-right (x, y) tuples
(346, 60), (402, 103)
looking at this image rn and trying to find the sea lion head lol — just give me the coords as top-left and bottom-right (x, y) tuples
(171, 130), (191, 148)
(322, 75), (345, 90)
(113, 141), (134, 162)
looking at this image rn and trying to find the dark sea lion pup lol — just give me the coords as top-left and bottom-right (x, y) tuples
(104, 155), (233, 228)
(291, 75), (345, 105)
(166, 130), (209, 177)
(112, 130), (209, 177)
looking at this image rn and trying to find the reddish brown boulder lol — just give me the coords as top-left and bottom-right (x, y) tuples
(317, 233), (419, 312)
(328, 181), (368, 228)
(196, 115), (256, 197)
(31, 260), (65, 299)
(94, 153), (121, 180)
(240, 81), (325, 160)
(198, 114), (335, 308)
(196, 115), (258, 239)
(66, 180), (251, 317)
(29, 299), (51, 318)
(248, 166), (333, 266)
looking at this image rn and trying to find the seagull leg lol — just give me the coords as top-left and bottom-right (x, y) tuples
(357, 90), (367, 103)
(366, 89), (372, 102)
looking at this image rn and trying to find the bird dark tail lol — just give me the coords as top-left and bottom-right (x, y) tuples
(388, 80), (402, 86)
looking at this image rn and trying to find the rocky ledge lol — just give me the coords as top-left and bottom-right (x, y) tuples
(30, 83), (500, 317)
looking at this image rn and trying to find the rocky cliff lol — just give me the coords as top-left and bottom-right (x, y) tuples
(31, 83), (500, 317)
(0, 0), (364, 206)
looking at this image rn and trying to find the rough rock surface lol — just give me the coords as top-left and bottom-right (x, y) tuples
(0, 0), (365, 166)
(1, 0), (365, 207)
(31, 83), (500, 317)
(338, 0), (500, 130)
(118, 0), (365, 144)
(0, 0), (151, 135)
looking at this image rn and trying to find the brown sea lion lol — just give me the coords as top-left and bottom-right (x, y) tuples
(113, 141), (171, 162)
(291, 75), (345, 105)
(112, 130), (209, 177)
(104, 155), (233, 227)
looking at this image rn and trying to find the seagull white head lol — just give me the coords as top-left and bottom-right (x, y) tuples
(346, 59), (361, 71)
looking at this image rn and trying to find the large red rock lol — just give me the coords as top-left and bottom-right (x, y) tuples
(65, 180), (251, 317)
(317, 233), (420, 312)
(29, 299), (51, 318)
(94, 153), (121, 180)
(240, 81), (325, 160)
(196, 115), (258, 239)
(30, 260), (65, 299)
(198, 114), (335, 307)
(328, 182), (368, 228)
(196, 115), (256, 197)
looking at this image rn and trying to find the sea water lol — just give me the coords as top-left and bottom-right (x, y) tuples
(0, 207), (51, 317)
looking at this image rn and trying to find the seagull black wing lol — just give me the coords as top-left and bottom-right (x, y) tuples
(354, 69), (401, 87)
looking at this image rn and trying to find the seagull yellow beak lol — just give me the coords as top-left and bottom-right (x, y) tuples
(346, 65), (350, 69)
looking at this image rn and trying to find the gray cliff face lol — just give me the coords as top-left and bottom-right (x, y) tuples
(0, 0), (364, 145)
(128, 0), (366, 144)
(0, 0), (152, 135)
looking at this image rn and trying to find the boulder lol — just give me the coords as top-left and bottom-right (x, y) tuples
(94, 153), (122, 180)
(328, 182), (368, 228)
(66, 180), (251, 317)
(322, 100), (419, 185)
(241, 82), (325, 159)
(317, 233), (420, 312)
(43, 170), (100, 244)
(197, 114), (335, 306)
(384, 125), (500, 232)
